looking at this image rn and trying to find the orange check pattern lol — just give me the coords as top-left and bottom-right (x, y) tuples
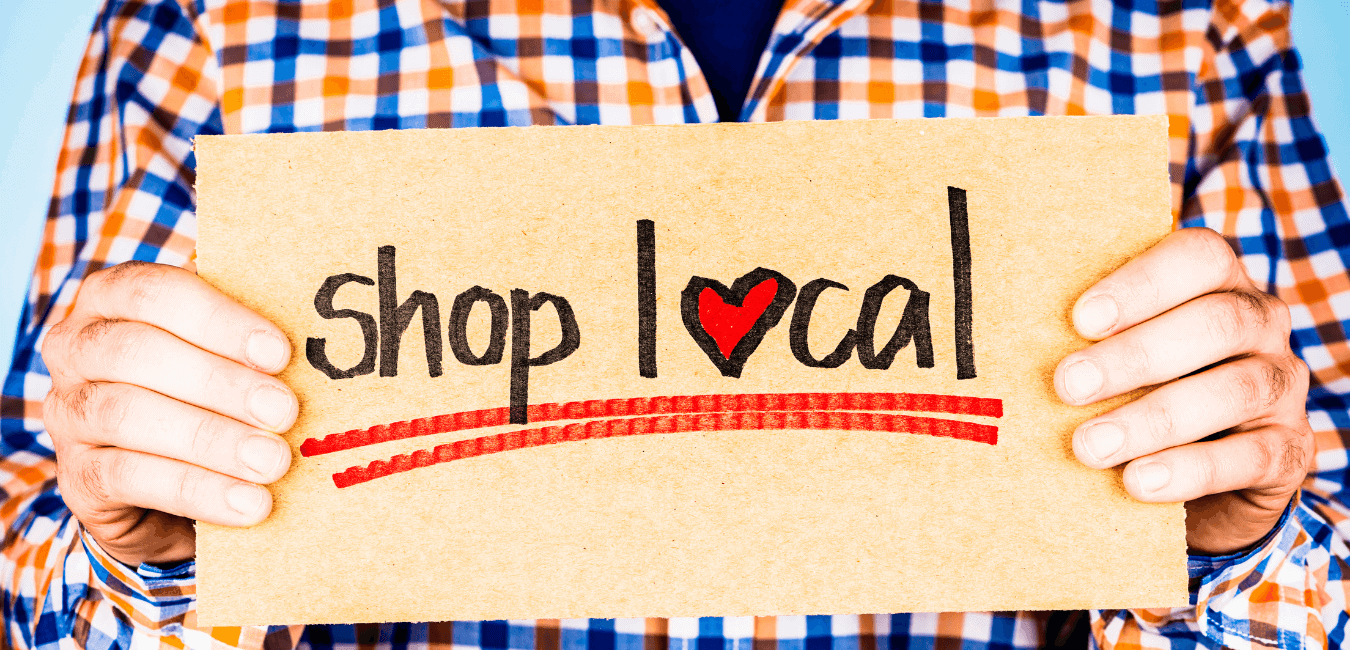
(3, 0), (1350, 648)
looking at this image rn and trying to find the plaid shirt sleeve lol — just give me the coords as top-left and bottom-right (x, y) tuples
(0, 1), (291, 648)
(1093, 2), (1350, 650)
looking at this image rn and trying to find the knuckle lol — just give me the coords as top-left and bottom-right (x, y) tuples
(1259, 357), (1291, 409)
(1278, 435), (1308, 482)
(1248, 435), (1279, 484)
(95, 260), (159, 289)
(1204, 295), (1248, 343)
(57, 463), (122, 529)
(1193, 449), (1220, 492)
(1228, 363), (1266, 413)
(103, 452), (136, 497)
(97, 386), (137, 439)
(174, 465), (209, 512)
(1185, 227), (1239, 270)
(73, 318), (121, 356)
(1141, 399), (1178, 449)
(85, 264), (130, 300)
(83, 265), (115, 293)
(1262, 293), (1292, 334)
(121, 264), (169, 314)
(1265, 429), (1308, 486)
(43, 383), (99, 441)
(48, 430), (75, 462)
(76, 319), (144, 365)
(1232, 291), (1272, 328)
(188, 414), (228, 462)
(1114, 339), (1154, 382)
(53, 457), (84, 511)
(42, 389), (68, 433)
(1288, 354), (1311, 395)
(89, 261), (171, 317)
(197, 305), (228, 353)
(76, 456), (114, 504)
(63, 382), (101, 427)
(1297, 420), (1316, 473)
(39, 319), (72, 371)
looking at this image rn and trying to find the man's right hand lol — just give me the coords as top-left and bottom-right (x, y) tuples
(41, 261), (295, 567)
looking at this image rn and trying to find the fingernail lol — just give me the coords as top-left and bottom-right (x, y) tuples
(249, 385), (294, 431)
(226, 484), (266, 517)
(1136, 462), (1171, 493)
(1063, 360), (1103, 402)
(240, 435), (287, 476)
(1081, 422), (1125, 463)
(1075, 295), (1119, 337)
(246, 331), (287, 370)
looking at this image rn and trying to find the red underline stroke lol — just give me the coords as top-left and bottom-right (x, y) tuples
(301, 391), (1002, 457)
(331, 410), (999, 488)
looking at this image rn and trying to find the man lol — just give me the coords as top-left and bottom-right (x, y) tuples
(2, 0), (1347, 648)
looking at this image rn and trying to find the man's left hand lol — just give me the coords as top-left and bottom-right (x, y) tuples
(1056, 227), (1313, 555)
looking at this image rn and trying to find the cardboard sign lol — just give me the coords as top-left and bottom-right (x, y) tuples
(194, 116), (1183, 626)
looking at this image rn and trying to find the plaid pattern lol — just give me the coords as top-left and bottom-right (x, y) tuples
(2, 0), (1348, 648)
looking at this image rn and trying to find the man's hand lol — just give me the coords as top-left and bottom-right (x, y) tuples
(41, 262), (296, 567)
(1058, 228), (1313, 555)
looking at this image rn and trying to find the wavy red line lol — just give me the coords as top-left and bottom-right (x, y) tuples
(302, 392), (1002, 457)
(330, 410), (998, 488)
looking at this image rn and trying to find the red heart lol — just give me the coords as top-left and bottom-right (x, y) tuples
(699, 279), (780, 359)
(681, 268), (797, 378)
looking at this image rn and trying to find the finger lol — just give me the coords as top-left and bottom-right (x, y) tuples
(1072, 353), (1307, 469)
(1055, 289), (1290, 404)
(46, 382), (292, 484)
(60, 319), (298, 432)
(84, 510), (197, 567)
(1120, 424), (1311, 503)
(77, 262), (291, 373)
(1072, 228), (1255, 340)
(73, 446), (273, 526)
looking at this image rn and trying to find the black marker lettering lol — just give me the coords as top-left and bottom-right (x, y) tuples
(856, 275), (934, 370)
(789, 278), (857, 368)
(637, 219), (657, 378)
(509, 290), (581, 424)
(377, 245), (443, 378)
(949, 186), (976, 379)
(307, 273), (378, 379)
(448, 286), (508, 366)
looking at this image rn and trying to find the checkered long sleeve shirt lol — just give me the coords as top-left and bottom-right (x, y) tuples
(2, 0), (1348, 648)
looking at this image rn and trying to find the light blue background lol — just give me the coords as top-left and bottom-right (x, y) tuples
(2, 1), (1348, 368)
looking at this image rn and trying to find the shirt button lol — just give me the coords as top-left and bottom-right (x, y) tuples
(630, 8), (662, 37)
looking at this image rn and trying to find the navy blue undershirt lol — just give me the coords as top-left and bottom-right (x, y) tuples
(655, 0), (787, 122)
